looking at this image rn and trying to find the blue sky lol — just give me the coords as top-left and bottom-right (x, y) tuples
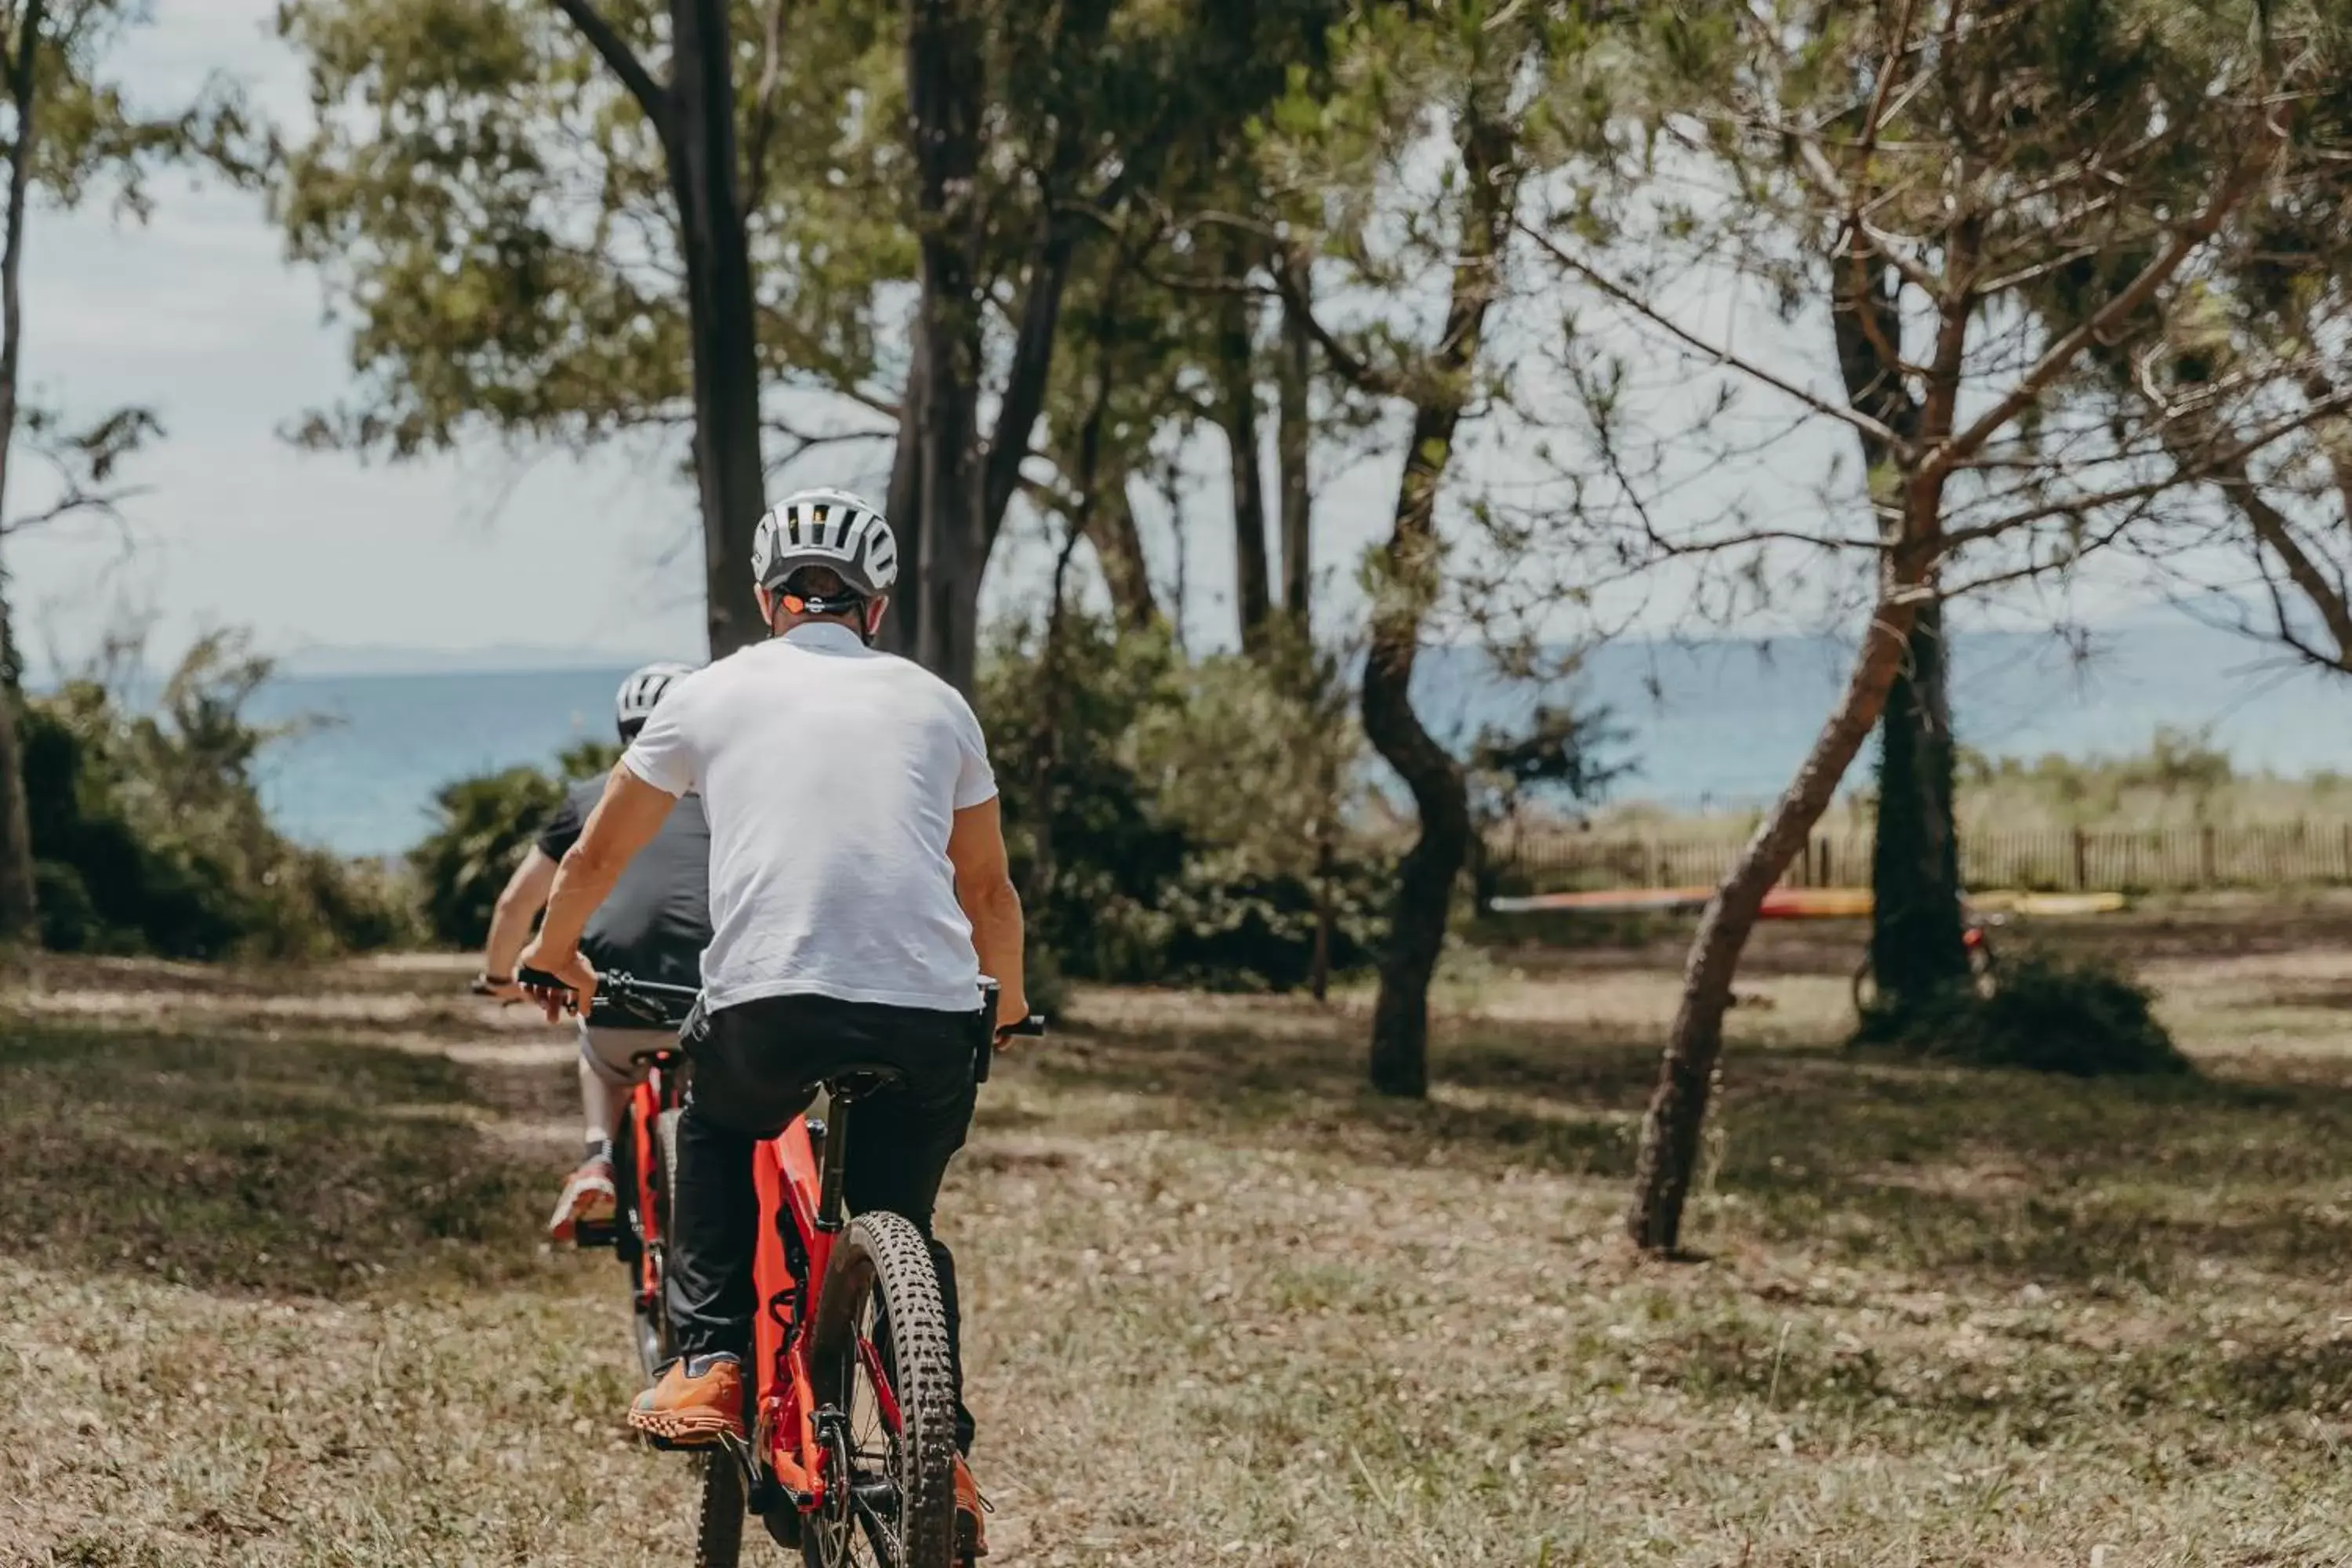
(12, 0), (743, 671)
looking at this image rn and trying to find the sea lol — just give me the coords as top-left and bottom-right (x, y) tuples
(238, 620), (2352, 858)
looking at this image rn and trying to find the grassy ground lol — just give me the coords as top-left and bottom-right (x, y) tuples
(6, 939), (2352, 1566)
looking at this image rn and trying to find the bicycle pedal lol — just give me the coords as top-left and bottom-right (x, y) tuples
(572, 1218), (619, 1248)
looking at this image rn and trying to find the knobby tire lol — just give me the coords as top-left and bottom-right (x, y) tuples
(695, 1451), (747, 1568)
(804, 1211), (960, 1568)
(658, 1103), (746, 1567)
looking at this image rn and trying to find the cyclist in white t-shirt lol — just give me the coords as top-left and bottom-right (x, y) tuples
(519, 488), (1027, 1559)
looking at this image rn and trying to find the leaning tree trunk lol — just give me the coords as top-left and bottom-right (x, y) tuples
(667, 0), (767, 658)
(1625, 579), (1924, 1252)
(0, 2), (47, 945)
(1087, 467), (1157, 629)
(1868, 594), (1969, 1012)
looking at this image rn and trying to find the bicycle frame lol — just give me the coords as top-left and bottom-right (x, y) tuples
(744, 1079), (891, 1524)
(747, 1110), (837, 1506)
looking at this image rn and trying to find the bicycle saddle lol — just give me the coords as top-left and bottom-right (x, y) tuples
(824, 1062), (906, 1099)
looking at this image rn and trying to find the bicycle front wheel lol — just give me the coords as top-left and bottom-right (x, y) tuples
(802, 1212), (960, 1568)
(695, 1450), (746, 1568)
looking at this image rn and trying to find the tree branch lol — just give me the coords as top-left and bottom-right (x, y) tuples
(1940, 389), (2352, 550)
(1932, 113), (2288, 473)
(742, 0), (786, 202)
(1519, 220), (1912, 456)
(2214, 453), (2352, 668)
(1269, 245), (1407, 400)
(4, 483), (146, 535)
(547, 0), (676, 150)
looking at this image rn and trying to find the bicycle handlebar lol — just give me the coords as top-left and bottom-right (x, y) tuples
(517, 967), (1046, 1044)
(517, 965), (699, 1029)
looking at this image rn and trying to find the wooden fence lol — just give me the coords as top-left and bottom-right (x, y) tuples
(1496, 821), (2352, 894)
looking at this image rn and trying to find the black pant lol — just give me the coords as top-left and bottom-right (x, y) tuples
(666, 991), (982, 1454)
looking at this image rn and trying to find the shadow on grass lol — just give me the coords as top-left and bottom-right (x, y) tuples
(0, 1022), (547, 1298)
(1042, 1001), (2352, 1294)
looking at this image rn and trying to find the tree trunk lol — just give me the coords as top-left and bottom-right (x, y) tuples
(1359, 111), (1516, 1101)
(1216, 238), (1272, 650)
(1868, 594), (1969, 1010)
(887, 5), (1083, 691)
(1624, 582), (1922, 1252)
(879, 350), (926, 659)
(667, 0), (767, 658)
(902, 0), (985, 694)
(1276, 284), (1312, 628)
(1085, 466), (1156, 628)
(1829, 251), (1967, 1010)
(0, 1), (48, 945)
(1362, 461), (1471, 1097)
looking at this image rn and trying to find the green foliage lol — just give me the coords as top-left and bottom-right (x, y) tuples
(274, 0), (1343, 471)
(981, 615), (1386, 991)
(408, 766), (566, 950)
(21, 635), (417, 960)
(557, 739), (621, 782)
(1857, 950), (2192, 1078)
(406, 738), (614, 949)
(273, 0), (899, 457)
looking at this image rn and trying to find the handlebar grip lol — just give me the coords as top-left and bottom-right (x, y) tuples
(517, 966), (586, 1013)
(1002, 1014), (1047, 1038)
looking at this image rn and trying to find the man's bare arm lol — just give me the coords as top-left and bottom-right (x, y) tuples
(520, 765), (679, 1005)
(481, 847), (560, 989)
(946, 795), (1027, 1032)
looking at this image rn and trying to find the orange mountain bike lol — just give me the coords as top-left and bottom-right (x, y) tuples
(532, 967), (1040, 1568)
(559, 973), (699, 1379)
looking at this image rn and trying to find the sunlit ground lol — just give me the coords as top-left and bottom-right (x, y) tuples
(5, 920), (2352, 1566)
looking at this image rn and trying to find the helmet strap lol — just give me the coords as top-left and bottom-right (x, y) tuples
(775, 587), (872, 641)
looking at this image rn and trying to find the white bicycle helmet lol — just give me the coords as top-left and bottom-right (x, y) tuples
(614, 661), (695, 740)
(751, 486), (899, 601)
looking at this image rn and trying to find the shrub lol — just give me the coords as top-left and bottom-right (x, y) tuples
(1857, 949), (2192, 1077)
(981, 616), (1387, 990)
(21, 634), (419, 960)
(408, 742), (615, 949)
(410, 768), (568, 949)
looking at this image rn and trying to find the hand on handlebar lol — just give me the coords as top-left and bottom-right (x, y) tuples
(517, 941), (599, 1025)
(993, 1013), (1047, 1051)
(990, 988), (1031, 1048)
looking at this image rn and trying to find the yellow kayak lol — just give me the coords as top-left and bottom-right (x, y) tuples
(1489, 887), (2129, 918)
(1968, 890), (2129, 916)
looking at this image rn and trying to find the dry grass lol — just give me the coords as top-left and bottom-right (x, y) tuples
(6, 942), (2352, 1565)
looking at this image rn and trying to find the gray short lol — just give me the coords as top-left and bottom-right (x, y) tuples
(578, 1020), (668, 1088)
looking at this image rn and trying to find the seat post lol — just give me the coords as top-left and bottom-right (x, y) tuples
(815, 1089), (853, 1233)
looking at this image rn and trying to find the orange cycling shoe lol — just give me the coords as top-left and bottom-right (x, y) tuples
(954, 1454), (989, 1559)
(546, 1154), (617, 1243)
(628, 1353), (746, 1447)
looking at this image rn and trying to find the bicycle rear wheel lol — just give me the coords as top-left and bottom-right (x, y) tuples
(626, 1105), (677, 1379)
(656, 1105), (746, 1568)
(802, 1212), (960, 1568)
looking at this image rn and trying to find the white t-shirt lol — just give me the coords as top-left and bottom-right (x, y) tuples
(621, 622), (998, 1013)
